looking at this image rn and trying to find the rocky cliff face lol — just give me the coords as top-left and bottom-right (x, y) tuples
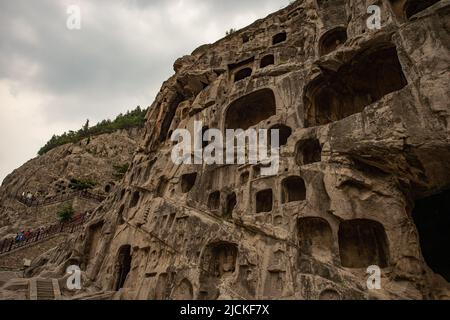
(0, 128), (143, 239)
(8, 0), (450, 300)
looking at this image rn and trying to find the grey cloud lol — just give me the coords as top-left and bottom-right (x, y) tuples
(0, 0), (291, 182)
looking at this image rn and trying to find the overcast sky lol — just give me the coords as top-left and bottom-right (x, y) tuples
(0, 0), (291, 183)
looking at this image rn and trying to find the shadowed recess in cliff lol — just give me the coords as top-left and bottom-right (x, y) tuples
(338, 219), (390, 268)
(389, 0), (441, 21)
(159, 93), (184, 142)
(225, 89), (276, 130)
(282, 176), (306, 203)
(413, 189), (450, 282)
(298, 217), (333, 263)
(303, 45), (407, 127)
(113, 245), (132, 291)
(199, 242), (238, 300)
(319, 27), (347, 56)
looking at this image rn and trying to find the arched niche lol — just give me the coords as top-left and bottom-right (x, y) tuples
(260, 54), (275, 68)
(389, 0), (441, 20)
(256, 189), (273, 213)
(298, 217), (333, 263)
(282, 176), (306, 203)
(208, 191), (221, 211)
(272, 32), (287, 45)
(338, 219), (390, 268)
(405, 0), (440, 20)
(296, 138), (322, 165)
(85, 221), (104, 266)
(269, 124), (292, 147)
(113, 245), (132, 291)
(303, 45), (407, 127)
(412, 189), (450, 282)
(181, 173), (197, 193)
(318, 27), (347, 56)
(225, 89), (276, 130)
(130, 191), (140, 208)
(199, 242), (238, 300)
(224, 192), (237, 219)
(234, 68), (252, 82)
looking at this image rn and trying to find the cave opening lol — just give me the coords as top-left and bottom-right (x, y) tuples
(199, 242), (238, 300)
(338, 219), (389, 268)
(269, 124), (292, 147)
(282, 176), (306, 203)
(405, 0), (441, 20)
(273, 32), (287, 45)
(256, 189), (273, 213)
(234, 68), (253, 82)
(224, 192), (237, 219)
(225, 89), (276, 130)
(156, 177), (168, 198)
(208, 191), (221, 210)
(296, 139), (322, 165)
(298, 217), (333, 263)
(114, 245), (132, 291)
(319, 27), (348, 56)
(130, 191), (140, 208)
(207, 243), (238, 277)
(304, 45), (407, 127)
(412, 189), (450, 282)
(159, 94), (184, 142)
(181, 173), (197, 193)
(260, 55), (275, 68)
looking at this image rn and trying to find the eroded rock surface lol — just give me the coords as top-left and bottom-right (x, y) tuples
(0, 128), (142, 241)
(3, 0), (450, 300)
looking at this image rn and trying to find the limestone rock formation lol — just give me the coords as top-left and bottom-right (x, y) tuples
(3, 0), (450, 300)
(0, 128), (143, 274)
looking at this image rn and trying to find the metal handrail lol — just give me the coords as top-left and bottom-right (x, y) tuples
(0, 211), (94, 255)
(15, 190), (106, 207)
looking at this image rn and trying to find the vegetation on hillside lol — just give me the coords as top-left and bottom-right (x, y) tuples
(38, 106), (148, 155)
(57, 203), (75, 222)
(113, 163), (130, 180)
(69, 178), (96, 191)
(226, 28), (236, 36)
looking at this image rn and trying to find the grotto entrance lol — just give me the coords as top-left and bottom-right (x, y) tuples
(296, 138), (322, 165)
(256, 189), (273, 213)
(85, 221), (104, 267)
(181, 172), (197, 193)
(405, 0), (441, 20)
(298, 217), (333, 263)
(114, 245), (132, 291)
(338, 219), (389, 268)
(224, 192), (237, 219)
(225, 89), (276, 130)
(303, 45), (407, 127)
(199, 242), (238, 300)
(319, 27), (347, 56)
(282, 176), (306, 203)
(412, 189), (450, 282)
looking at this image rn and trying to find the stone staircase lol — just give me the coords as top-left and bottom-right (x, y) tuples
(29, 278), (61, 300)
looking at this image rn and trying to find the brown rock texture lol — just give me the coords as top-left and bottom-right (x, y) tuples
(3, 0), (450, 300)
(0, 127), (142, 252)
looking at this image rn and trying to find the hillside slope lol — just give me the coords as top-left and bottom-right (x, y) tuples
(0, 127), (143, 239)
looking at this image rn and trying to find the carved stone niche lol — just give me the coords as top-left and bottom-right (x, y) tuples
(198, 242), (238, 300)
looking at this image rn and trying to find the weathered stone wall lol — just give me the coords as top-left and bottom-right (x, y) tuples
(16, 0), (450, 300)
